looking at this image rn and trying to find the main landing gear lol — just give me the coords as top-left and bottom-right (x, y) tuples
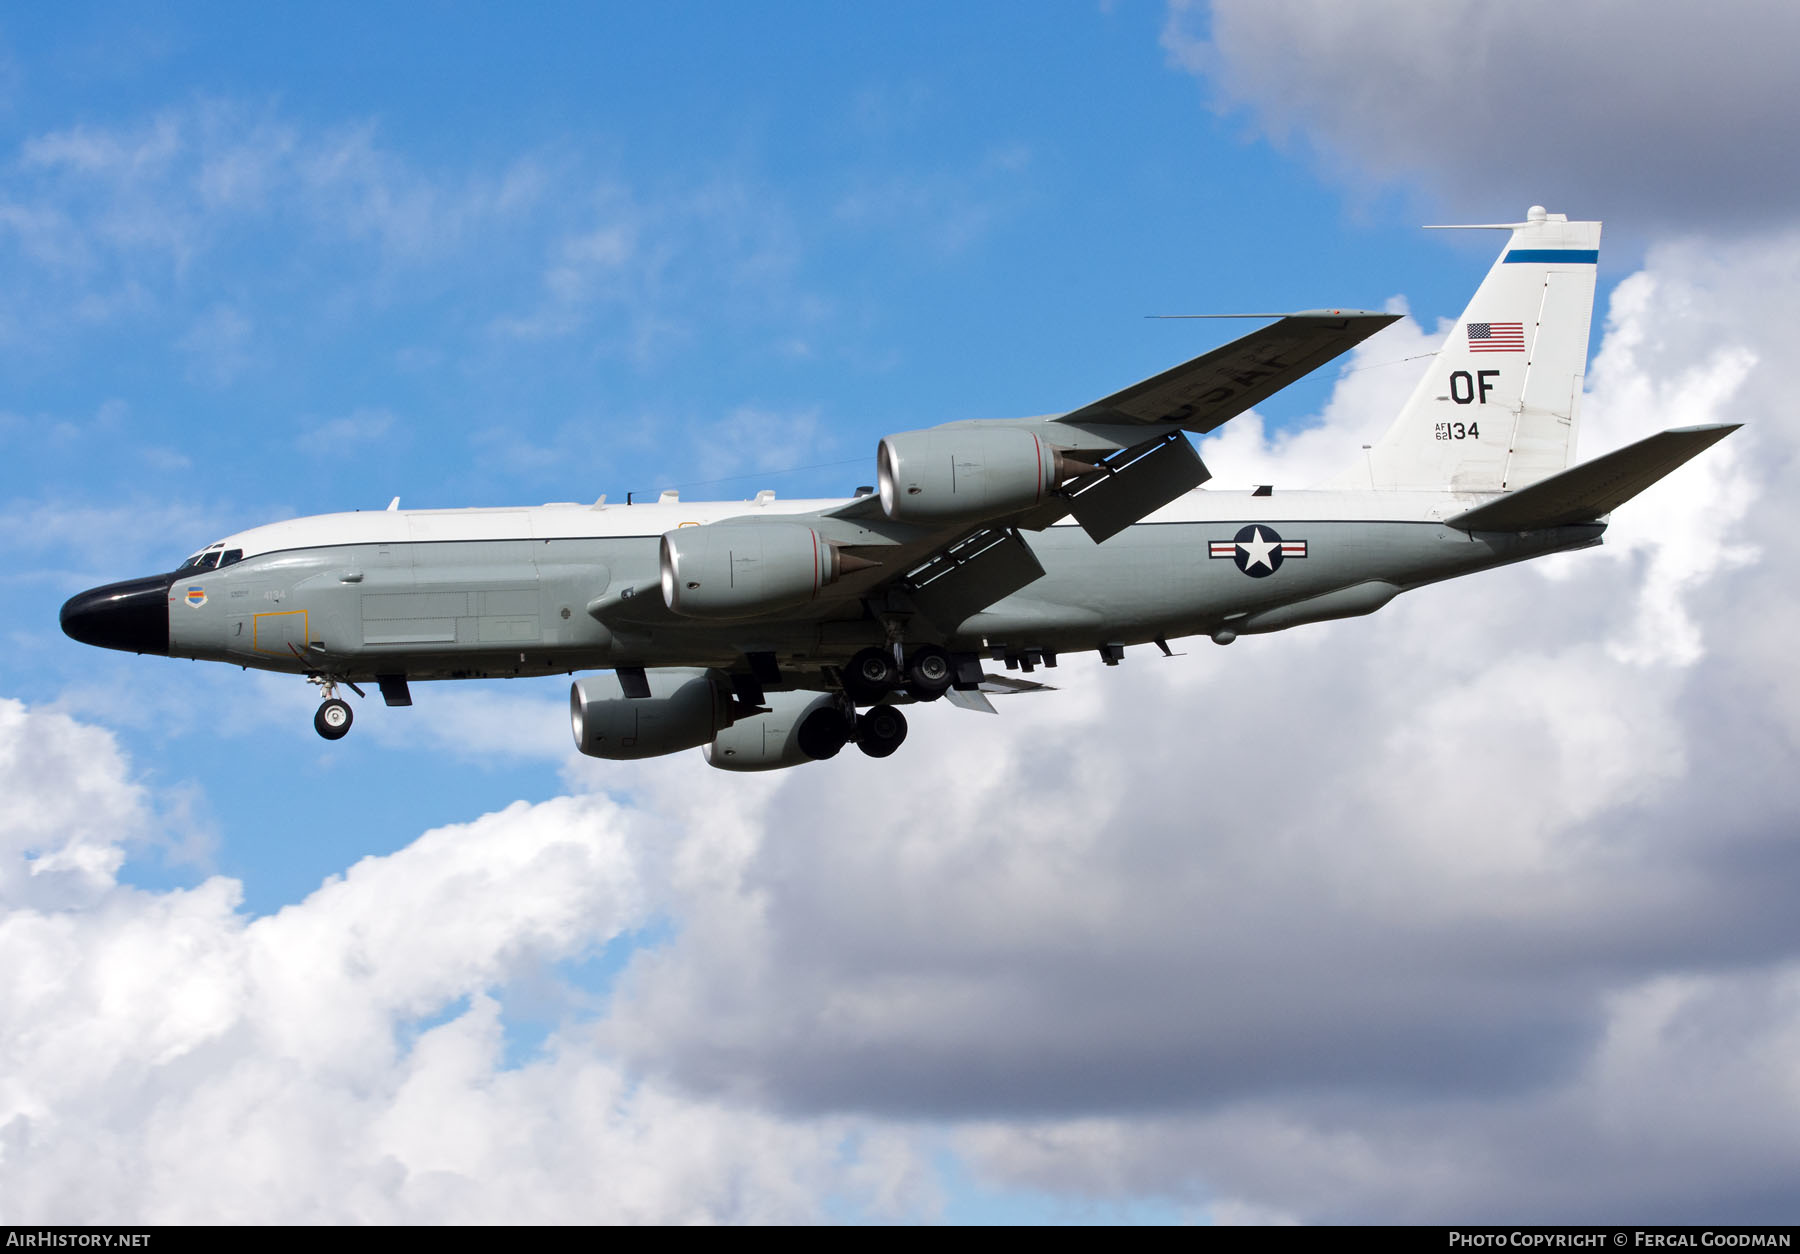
(856, 704), (908, 758)
(795, 700), (910, 762)
(808, 643), (955, 763)
(844, 645), (954, 704)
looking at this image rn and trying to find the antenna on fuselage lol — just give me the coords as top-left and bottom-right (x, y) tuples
(386, 497), (400, 511)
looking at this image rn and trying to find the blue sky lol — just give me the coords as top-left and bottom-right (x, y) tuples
(5, 0), (1798, 1226)
(3, 2), (1467, 909)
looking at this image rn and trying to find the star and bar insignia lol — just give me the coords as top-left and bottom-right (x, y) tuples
(1209, 525), (1307, 577)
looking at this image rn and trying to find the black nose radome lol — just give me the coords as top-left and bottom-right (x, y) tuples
(60, 573), (174, 655)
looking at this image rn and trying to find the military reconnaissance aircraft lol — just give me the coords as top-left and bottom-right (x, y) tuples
(61, 209), (1735, 769)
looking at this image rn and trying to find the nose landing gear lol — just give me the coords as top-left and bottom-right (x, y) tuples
(314, 697), (353, 740)
(307, 674), (361, 740)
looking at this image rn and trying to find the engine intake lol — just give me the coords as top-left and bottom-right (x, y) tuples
(661, 523), (865, 619)
(877, 427), (1089, 526)
(571, 667), (734, 759)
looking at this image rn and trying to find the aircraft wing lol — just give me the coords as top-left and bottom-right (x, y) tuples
(1052, 310), (1399, 436)
(722, 313), (1402, 635)
(824, 309), (1396, 525)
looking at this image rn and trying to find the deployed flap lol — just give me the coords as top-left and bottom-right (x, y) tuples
(1066, 432), (1211, 543)
(944, 673), (1056, 712)
(980, 673), (1057, 695)
(1056, 310), (1398, 435)
(1447, 424), (1740, 531)
(945, 687), (997, 714)
(906, 526), (1046, 629)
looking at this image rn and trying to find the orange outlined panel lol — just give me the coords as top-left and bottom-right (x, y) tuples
(252, 610), (309, 655)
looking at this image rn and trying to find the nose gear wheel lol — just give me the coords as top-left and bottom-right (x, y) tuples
(306, 673), (362, 740)
(314, 698), (353, 740)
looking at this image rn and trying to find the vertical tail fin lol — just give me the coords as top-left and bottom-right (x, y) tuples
(1327, 207), (1601, 494)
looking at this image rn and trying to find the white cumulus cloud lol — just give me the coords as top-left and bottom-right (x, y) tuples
(0, 698), (923, 1222)
(10, 224), (1800, 1221)
(583, 228), (1800, 1221)
(1167, 0), (1800, 231)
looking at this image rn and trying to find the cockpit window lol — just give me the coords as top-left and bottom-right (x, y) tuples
(220, 549), (244, 568)
(175, 545), (226, 575)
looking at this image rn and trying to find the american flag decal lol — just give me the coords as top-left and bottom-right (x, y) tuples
(1467, 321), (1525, 352)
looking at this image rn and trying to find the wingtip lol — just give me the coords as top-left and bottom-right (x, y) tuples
(1147, 309), (1398, 323)
(1284, 308), (1403, 327)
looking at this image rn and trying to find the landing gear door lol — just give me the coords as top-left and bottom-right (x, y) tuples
(250, 607), (311, 661)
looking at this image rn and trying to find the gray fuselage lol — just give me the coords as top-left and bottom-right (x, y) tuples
(156, 491), (1604, 684)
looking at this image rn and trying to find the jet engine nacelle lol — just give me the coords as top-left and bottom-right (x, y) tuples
(571, 667), (735, 759)
(703, 690), (840, 771)
(877, 426), (1088, 526)
(661, 523), (856, 619)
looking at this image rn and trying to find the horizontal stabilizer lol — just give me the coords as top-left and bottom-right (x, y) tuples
(1446, 424), (1740, 531)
